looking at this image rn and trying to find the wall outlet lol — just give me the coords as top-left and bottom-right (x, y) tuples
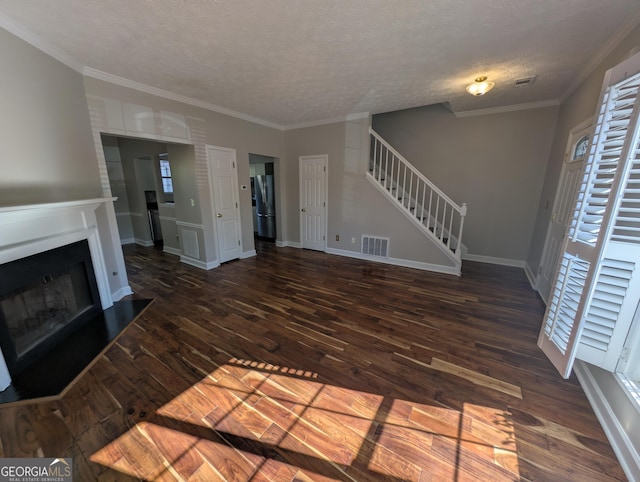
(336, 234), (340, 241)
(190, 198), (195, 207)
(351, 237), (356, 243)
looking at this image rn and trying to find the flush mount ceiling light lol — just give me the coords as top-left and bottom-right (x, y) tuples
(465, 76), (495, 96)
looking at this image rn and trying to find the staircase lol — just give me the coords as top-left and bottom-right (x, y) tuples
(367, 128), (467, 271)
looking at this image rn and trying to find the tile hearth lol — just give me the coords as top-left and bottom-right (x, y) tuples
(0, 298), (152, 406)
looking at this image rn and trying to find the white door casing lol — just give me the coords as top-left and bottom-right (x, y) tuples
(537, 121), (592, 303)
(299, 155), (327, 251)
(207, 145), (242, 263)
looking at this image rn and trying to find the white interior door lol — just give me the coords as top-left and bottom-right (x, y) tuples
(299, 155), (327, 251)
(207, 145), (242, 263)
(537, 123), (592, 303)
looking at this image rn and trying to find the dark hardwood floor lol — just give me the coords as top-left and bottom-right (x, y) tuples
(0, 242), (626, 481)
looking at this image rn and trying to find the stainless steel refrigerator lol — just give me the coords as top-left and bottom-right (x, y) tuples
(254, 175), (276, 239)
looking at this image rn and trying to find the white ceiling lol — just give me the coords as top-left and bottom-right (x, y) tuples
(1, 0), (639, 128)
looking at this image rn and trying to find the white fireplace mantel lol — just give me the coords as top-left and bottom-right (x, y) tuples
(0, 197), (117, 391)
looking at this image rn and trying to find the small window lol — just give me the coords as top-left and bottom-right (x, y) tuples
(573, 135), (589, 160)
(159, 155), (174, 203)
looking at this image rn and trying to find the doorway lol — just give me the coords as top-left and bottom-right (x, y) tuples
(537, 120), (592, 303)
(299, 155), (328, 251)
(249, 154), (277, 242)
(102, 135), (176, 252)
(207, 145), (242, 263)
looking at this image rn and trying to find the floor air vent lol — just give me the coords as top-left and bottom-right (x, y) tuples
(362, 236), (389, 258)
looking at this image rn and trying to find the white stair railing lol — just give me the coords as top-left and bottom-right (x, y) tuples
(367, 128), (467, 260)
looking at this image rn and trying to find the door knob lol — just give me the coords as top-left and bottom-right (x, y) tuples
(301, 208), (306, 212)
(217, 213), (222, 218)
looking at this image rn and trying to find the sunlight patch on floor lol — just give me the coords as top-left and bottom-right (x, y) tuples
(91, 360), (520, 481)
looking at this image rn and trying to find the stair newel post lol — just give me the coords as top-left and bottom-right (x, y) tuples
(455, 203), (468, 259)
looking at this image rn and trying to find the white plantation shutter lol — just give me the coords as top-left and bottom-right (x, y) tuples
(577, 256), (637, 370)
(577, 121), (640, 370)
(538, 53), (640, 378)
(569, 74), (640, 245)
(611, 132), (640, 244)
(543, 253), (590, 354)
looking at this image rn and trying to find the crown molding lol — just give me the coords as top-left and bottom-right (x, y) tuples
(560, 13), (640, 103)
(283, 111), (370, 131)
(83, 67), (286, 131)
(454, 99), (560, 118)
(0, 13), (83, 72)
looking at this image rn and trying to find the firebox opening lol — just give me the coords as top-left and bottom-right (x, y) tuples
(0, 240), (101, 376)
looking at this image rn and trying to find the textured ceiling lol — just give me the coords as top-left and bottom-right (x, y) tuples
(1, 0), (639, 128)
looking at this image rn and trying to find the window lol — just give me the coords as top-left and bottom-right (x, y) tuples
(538, 51), (640, 386)
(572, 135), (589, 160)
(159, 155), (174, 203)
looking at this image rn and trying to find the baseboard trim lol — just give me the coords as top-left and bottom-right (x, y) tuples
(163, 246), (181, 257)
(134, 239), (154, 248)
(242, 249), (257, 259)
(574, 361), (640, 482)
(276, 240), (302, 248)
(111, 286), (133, 302)
(120, 238), (135, 245)
(180, 256), (220, 270)
(523, 263), (537, 290)
(325, 247), (460, 276)
(462, 253), (525, 268)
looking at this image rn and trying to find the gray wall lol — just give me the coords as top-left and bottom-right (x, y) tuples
(166, 143), (207, 260)
(101, 136), (184, 253)
(284, 117), (455, 267)
(116, 138), (168, 245)
(0, 26), (130, 300)
(83, 77), (285, 265)
(527, 25), (640, 276)
(102, 135), (134, 242)
(0, 27), (100, 205)
(372, 104), (558, 262)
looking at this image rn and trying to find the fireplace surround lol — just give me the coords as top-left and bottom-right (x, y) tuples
(0, 240), (102, 376)
(0, 198), (116, 391)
